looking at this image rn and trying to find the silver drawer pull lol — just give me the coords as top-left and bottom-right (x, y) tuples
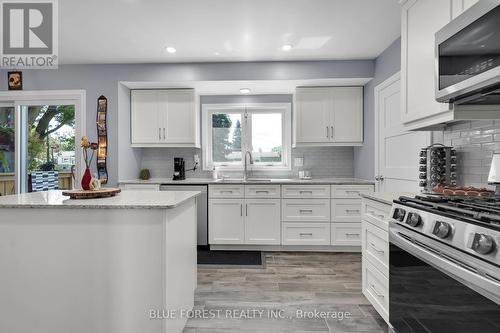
(370, 242), (385, 253)
(299, 233), (313, 237)
(370, 284), (384, 298)
(345, 233), (360, 237)
(256, 190), (269, 194)
(368, 210), (386, 220)
(299, 190), (313, 194)
(221, 190), (233, 193)
(346, 190), (360, 194)
(345, 209), (360, 213)
(299, 209), (313, 214)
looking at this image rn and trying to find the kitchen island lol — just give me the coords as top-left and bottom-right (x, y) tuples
(0, 190), (200, 333)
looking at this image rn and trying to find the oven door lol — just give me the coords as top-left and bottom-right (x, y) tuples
(389, 222), (500, 333)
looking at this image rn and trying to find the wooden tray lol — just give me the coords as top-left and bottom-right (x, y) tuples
(62, 188), (121, 199)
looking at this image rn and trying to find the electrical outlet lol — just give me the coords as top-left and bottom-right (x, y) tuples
(294, 157), (304, 167)
(194, 154), (200, 165)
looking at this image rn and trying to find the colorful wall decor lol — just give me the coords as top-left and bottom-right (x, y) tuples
(96, 95), (108, 184)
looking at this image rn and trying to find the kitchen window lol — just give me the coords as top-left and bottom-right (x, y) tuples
(202, 103), (291, 170)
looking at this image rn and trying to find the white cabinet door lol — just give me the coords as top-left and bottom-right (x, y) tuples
(295, 88), (332, 143)
(244, 199), (281, 245)
(209, 199), (244, 244)
(131, 90), (161, 144)
(331, 87), (363, 143)
(452, 0), (479, 17)
(164, 90), (196, 144)
(401, 0), (453, 125)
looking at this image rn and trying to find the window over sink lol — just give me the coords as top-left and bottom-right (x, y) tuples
(202, 103), (291, 171)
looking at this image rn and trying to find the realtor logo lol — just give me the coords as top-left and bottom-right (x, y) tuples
(0, 0), (58, 69)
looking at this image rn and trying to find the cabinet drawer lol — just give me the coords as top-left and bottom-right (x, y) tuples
(245, 185), (281, 198)
(120, 183), (160, 191)
(209, 185), (244, 198)
(362, 199), (391, 231)
(362, 258), (389, 323)
(282, 223), (330, 245)
(331, 185), (374, 198)
(281, 185), (330, 198)
(362, 221), (389, 277)
(282, 199), (330, 222)
(331, 199), (362, 222)
(331, 223), (361, 246)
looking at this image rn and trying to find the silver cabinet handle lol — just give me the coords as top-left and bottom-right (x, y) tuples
(345, 209), (360, 213)
(368, 210), (386, 220)
(370, 284), (384, 298)
(345, 233), (360, 237)
(326, 126), (329, 139)
(163, 128), (166, 140)
(299, 190), (313, 194)
(370, 242), (385, 253)
(331, 125), (334, 140)
(240, 204), (243, 216)
(299, 209), (313, 214)
(158, 128), (161, 140)
(346, 190), (360, 194)
(246, 204), (248, 216)
(299, 233), (313, 237)
(256, 190), (269, 194)
(221, 190), (233, 193)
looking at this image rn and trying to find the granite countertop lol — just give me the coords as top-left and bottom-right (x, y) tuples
(361, 192), (417, 205)
(0, 190), (200, 209)
(119, 177), (375, 185)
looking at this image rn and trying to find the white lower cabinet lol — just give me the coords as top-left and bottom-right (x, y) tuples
(282, 223), (330, 245)
(331, 199), (362, 222)
(331, 223), (362, 246)
(362, 258), (389, 322)
(245, 199), (281, 245)
(282, 199), (330, 222)
(361, 197), (391, 324)
(209, 199), (245, 244)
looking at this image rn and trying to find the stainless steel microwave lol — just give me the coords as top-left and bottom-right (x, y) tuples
(435, 0), (500, 105)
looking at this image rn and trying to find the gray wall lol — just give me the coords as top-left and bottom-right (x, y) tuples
(0, 60), (374, 186)
(354, 38), (401, 180)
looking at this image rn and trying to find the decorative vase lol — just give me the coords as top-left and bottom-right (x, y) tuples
(81, 167), (92, 190)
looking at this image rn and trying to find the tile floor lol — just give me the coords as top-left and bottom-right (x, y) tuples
(184, 252), (388, 332)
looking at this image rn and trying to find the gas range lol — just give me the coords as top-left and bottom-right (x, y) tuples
(389, 194), (500, 333)
(392, 195), (500, 268)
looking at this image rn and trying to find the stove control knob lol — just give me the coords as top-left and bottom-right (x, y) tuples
(406, 213), (422, 227)
(432, 221), (452, 239)
(393, 208), (406, 222)
(471, 234), (496, 255)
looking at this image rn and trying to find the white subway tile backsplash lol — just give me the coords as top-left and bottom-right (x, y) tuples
(139, 147), (355, 179)
(443, 120), (499, 188)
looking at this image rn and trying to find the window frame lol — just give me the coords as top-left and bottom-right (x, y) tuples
(202, 103), (291, 171)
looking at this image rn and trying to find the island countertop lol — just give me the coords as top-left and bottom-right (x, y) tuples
(0, 190), (200, 209)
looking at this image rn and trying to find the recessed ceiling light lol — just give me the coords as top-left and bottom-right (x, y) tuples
(240, 88), (251, 94)
(165, 46), (177, 54)
(281, 44), (293, 51)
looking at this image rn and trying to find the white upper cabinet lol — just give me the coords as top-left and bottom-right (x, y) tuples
(131, 89), (199, 147)
(331, 87), (363, 143)
(401, 0), (490, 130)
(401, 0), (453, 129)
(294, 87), (363, 146)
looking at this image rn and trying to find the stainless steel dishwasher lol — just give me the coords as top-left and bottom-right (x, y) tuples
(160, 184), (208, 246)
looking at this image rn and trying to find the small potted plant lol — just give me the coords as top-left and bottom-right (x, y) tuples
(81, 136), (98, 190)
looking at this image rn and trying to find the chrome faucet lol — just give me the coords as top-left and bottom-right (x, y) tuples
(244, 151), (254, 181)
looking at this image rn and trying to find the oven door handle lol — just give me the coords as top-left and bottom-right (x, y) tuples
(390, 223), (500, 305)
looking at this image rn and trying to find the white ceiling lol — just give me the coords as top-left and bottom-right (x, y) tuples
(60, 0), (401, 64)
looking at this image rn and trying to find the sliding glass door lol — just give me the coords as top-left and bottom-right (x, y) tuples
(0, 91), (85, 195)
(0, 104), (15, 195)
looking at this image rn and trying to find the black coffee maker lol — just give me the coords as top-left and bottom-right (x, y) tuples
(173, 157), (186, 180)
